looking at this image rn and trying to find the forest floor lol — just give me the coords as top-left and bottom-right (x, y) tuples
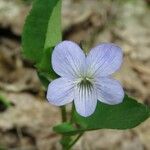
(0, 0), (150, 149)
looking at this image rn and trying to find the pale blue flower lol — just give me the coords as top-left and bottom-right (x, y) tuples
(47, 41), (124, 117)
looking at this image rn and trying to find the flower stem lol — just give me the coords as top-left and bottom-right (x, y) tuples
(61, 106), (67, 122)
(60, 106), (68, 150)
(66, 133), (84, 150)
(60, 106), (84, 150)
(70, 103), (75, 123)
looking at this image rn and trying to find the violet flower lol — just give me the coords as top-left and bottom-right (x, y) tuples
(47, 41), (124, 117)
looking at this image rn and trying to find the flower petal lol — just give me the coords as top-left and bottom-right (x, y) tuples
(95, 77), (124, 105)
(74, 85), (97, 117)
(86, 43), (123, 77)
(47, 78), (74, 106)
(52, 41), (86, 79)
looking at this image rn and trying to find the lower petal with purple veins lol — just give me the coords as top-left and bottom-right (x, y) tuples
(74, 84), (98, 117)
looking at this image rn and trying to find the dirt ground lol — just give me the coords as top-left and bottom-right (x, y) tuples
(0, 0), (150, 150)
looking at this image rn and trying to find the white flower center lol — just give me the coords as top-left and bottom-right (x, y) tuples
(75, 75), (94, 88)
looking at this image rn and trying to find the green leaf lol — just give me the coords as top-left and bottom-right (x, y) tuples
(73, 95), (150, 129)
(22, 0), (62, 64)
(37, 47), (59, 81)
(0, 93), (12, 109)
(54, 95), (150, 135)
(53, 122), (77, 135)
(37, 71), (50, 89)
